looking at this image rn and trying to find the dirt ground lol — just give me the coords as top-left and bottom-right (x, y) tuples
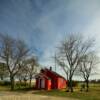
(0, 91), (78, 100)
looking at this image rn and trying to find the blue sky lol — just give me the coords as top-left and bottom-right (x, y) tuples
(0, 0), (100, 79)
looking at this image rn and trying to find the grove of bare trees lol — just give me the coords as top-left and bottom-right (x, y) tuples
(0, 33), (38, 90)
(56, 33), (98, 92)
(16, 56), (38, 88)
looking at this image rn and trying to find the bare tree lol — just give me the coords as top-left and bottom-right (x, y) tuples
(25, 56), (38, 87)
(15, 60), (28, 88)
(19, 65), (29, 87)
(0, 33), (29, 90)
(79, 53), (98, 92)
(56, 34), (94, 92)
(16, 56), (38, 88)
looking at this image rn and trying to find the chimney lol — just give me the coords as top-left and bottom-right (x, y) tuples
(50, 66), (52, 71)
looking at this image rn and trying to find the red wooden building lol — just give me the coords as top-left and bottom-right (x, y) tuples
(35, 67), (67, 90)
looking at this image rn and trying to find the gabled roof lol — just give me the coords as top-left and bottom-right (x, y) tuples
(42, 68), (66, 80)
(35, 73), (51, 79)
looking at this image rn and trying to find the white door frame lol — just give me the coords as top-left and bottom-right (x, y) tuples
(41, 78), (45, 88)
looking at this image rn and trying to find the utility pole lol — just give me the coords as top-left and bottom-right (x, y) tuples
(51, 52), (57, 72)
(54, 53), (57, 72)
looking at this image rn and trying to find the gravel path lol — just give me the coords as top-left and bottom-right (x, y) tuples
(0, 91), (78, 100)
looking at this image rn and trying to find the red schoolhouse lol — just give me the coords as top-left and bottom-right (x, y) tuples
(36, 67), (67, 90)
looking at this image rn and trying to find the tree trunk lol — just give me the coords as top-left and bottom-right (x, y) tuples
(86, 79), (89, 92)
(19, 78), (22, 89)
(10, 75), (15, 90)
(68, 77), (73, 92)
(0, 75), (3, 81)
(24, 79), (27, 87)
(70, 79), (73, 92)
(29, 78), (32, 88)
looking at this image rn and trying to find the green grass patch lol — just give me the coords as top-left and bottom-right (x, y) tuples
(34, 85), (100, 100)
(0, 82), (100, 100)
(0, 82), (34, 92)
(0, 85), (10, 91)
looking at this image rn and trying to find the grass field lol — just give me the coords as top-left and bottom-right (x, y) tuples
(33, 83), (100, 100)
(0, 83), (100, 100)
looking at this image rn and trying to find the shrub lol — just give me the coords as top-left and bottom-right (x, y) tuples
(67, 81), (78, 87)
(0, 81), (11, 86)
